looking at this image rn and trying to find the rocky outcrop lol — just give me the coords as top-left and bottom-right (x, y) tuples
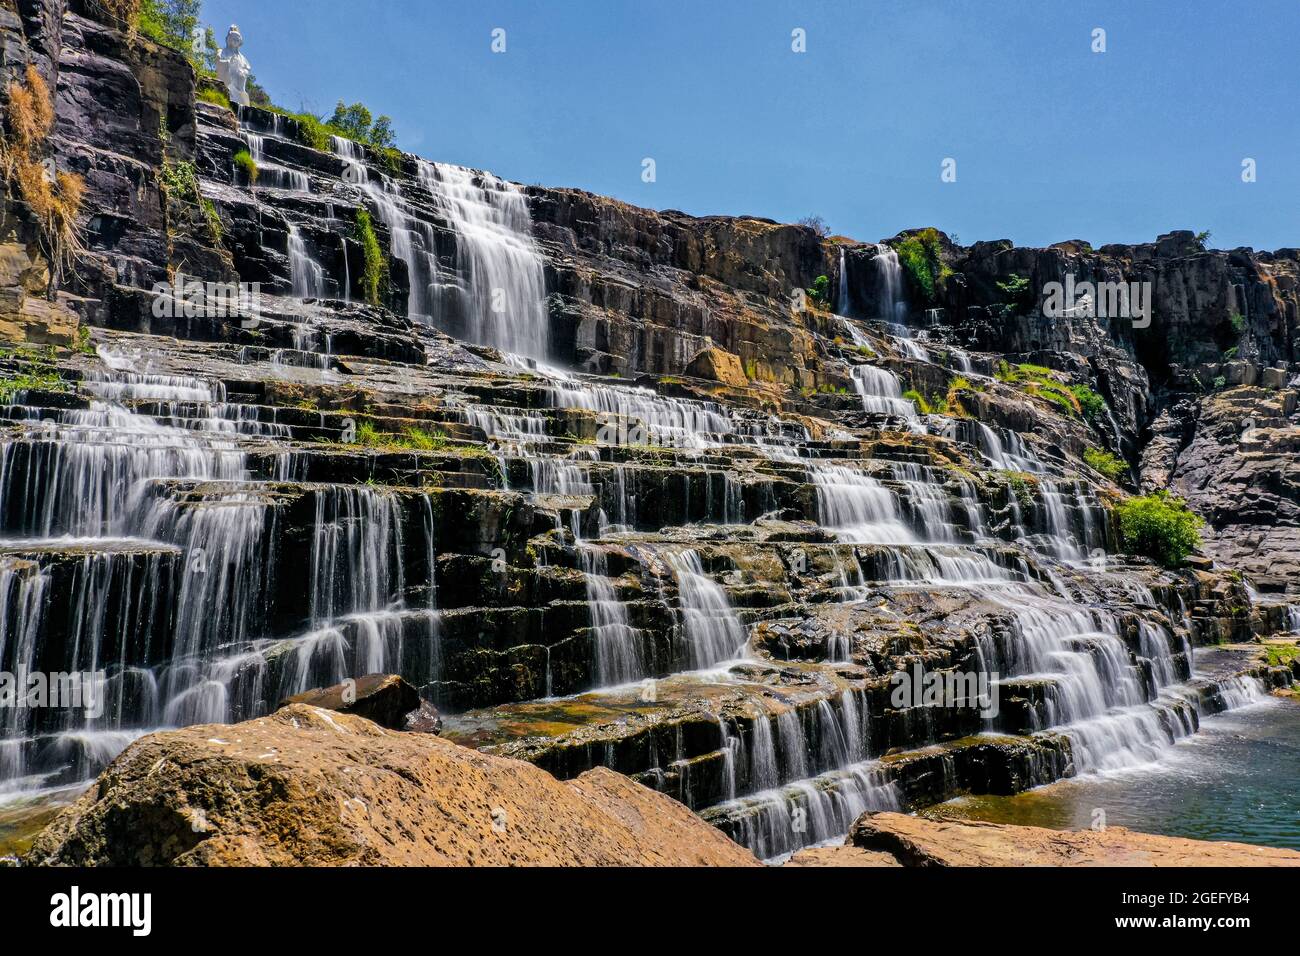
(1153, 386), (1300, 593)
(279, 674), (441, 733)
(23, 705), (759, 866)
(828, 812), (1300, 867)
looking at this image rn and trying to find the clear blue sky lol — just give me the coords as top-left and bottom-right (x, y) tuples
(204, 0), (1299, 250)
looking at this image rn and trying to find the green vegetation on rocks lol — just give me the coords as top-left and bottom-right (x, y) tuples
(233, 149), (258, 183)
(903, 388), (948, 415)
(0, 347), (67, 402)
(354, 208), (386, 306)
(196, 87), (231, 110)
(1114, 491), (1204, 568)
(895, 228), (951, 305)
(355, 421), (449, 451)
(995, 272), (1034, 312)
(996, 361), (1109, 424)
(160, 158), (222, 240)
(1069, 384), (1106, 423)
(1083, 447), (1126, 481)
(806, 275), (830, 308)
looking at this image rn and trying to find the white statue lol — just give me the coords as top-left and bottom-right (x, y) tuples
(216, 24), (251, 108)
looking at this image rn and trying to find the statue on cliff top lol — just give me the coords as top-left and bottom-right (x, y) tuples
(217, 24), (251, 108)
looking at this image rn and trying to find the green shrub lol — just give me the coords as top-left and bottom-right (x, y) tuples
(1069, 384), (1106, 423)
(354, 208), (386, 306)
(328, 101), (397, 149)
(1223, 345), (1238, 360)
(1229, 311), (1245, 334)
(894, 228), (951, 305)
(265, 100), (402, 157)
(807, 274), (830, 307)
(137, 0), (197, 54)
(994, 361), (1103, 420)
(233, 149), (258, 183)
(291, 112), (333, 152)
(995, 273), (1035, 312)
(73, 324), (95, 355)
(1114, 491), (1204, 568)
(1000, 469), (1036, 509)
(378, 146), (403, 176)
(902, 388), (930, 414)
(902, 388), (948, 415)
(1083, 447), (1126, 481)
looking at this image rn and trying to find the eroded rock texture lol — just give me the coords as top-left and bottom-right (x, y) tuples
(24, 705), (758, 866)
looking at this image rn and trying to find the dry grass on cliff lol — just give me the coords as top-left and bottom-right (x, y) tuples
(93, 0), (142, 31)
(1, 65), (86, 288)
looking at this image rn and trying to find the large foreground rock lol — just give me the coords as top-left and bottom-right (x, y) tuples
(817, 812), (1300, 867)
(23, 705), (758, 866)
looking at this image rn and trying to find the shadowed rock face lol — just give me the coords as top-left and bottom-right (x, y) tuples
(23, 704), (759, 866)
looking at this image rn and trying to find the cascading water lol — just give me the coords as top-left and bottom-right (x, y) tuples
(4, 98), (1282, 871)
(661, 549), (748, 670)
(851, 364), (920, 420)
(873, 244), (905, 323)
(415, 160), (549, 360)
(0, 349), (437, 794)
(332, 138), (550, 361)
(288, 224), (326, 299)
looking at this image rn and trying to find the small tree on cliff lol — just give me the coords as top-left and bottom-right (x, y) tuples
(797, 215), (829, 238)
(328, 101), (397, 150)
(1114, 491), (1204, 568)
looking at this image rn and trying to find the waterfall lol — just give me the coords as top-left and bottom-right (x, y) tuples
(873, 244), (905, 323)
(415, 160), (549, 360)
(243, 130), (310, 192)
(288, 224), (326, 299)
(850, 364), (919, 419)
(0, 348), (438, 792)
(579, 543), (645, 688)
(332, 138), (550, 361)
(662, 549), (748, 669)
(811, 465), (916, 544)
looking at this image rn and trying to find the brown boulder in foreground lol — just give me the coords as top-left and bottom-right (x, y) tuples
(820, 812), (1300, 867)
(23, 705), (758, 867)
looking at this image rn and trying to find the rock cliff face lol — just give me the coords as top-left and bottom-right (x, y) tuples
(2, 0), (1298, 865)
